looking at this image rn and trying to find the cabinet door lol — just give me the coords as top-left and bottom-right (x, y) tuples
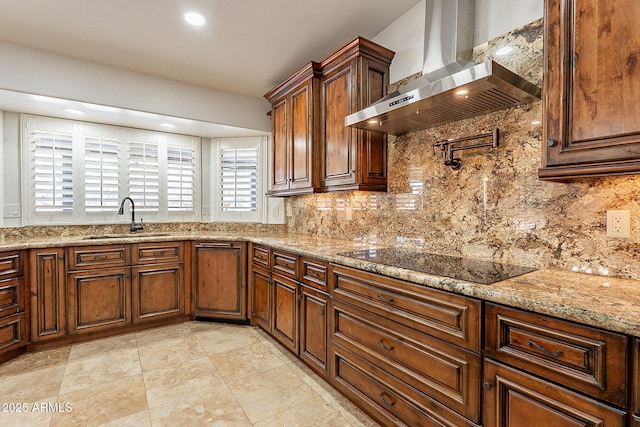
(271, 273), (298, 353)
(193, 242), (247, 321)
(270, 98), (290, 193)
(249, 265), (271, 331)
(299, 284), (328, 376)
(540, 0), (640, 179)
(132, 263), (184, 323)
(289, 82), (316, 191)
(67, 267), (131, 334)
(356, 57), (387, 189)
(483, 360), (626, 427)
(322, 64), (356, 189)
(30, 249), (66, 341)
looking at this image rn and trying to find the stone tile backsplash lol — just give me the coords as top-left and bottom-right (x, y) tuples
(285, 19), (640, 280)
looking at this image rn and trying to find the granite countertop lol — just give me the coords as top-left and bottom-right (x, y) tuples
(2, 231), (639, 338)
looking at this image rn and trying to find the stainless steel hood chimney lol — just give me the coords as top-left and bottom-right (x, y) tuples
(345, 0), (541, 135)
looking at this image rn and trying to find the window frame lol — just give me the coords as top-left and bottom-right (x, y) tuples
(211, 136), (267, 223)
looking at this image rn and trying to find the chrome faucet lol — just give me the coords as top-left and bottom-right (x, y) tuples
(118, 197), (144, 233)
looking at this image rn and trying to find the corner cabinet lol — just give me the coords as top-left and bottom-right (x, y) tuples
(539, 0), (640, 180)
(193, 241), (247, 321)
(265, 37), (394, 195)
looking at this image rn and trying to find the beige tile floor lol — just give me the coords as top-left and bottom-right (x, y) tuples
(0, 321), (379, 427)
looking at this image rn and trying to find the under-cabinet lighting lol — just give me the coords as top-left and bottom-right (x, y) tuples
(495, 46), (514, 56)
(184, 11), (207, 26)
(455, 89), (469, 96)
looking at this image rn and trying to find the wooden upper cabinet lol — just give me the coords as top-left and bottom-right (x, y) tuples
(265, 62), (322, 196)
(265, 37), (394, 195)
(320, 40), (393, 192)
(540, 0), (640, 180)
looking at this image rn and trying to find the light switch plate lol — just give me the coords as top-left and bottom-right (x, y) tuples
(606, 210), (630, 238)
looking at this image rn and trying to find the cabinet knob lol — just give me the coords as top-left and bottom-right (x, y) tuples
(483, 382), (492, 391)
(546, 139), (557, 147)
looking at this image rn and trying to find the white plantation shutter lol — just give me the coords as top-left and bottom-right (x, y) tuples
(24, 115), (200, 224)
(220, 147), (258, 212)
(128, 140), (160, 211)
(167, 144), (195, 211)
(84, 135), (119, 212)
(32, 129), (74, 212)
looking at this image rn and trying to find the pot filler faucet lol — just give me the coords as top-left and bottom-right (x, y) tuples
(118, 197), (144, 233)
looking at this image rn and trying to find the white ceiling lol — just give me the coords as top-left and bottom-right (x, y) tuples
(0, 0), (420, 98)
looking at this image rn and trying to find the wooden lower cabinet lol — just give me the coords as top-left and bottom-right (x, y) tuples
(249, 264), (271, 331)
(132, 263), (184, 323)
(0, 312), (26, 354)
(30, 248), (66, 341)
(483, 359), (626, 427)
(299, 284), (328, 375)
(331, 344), (479, 427)
(67, 267), (131, 334)
(635, 339), (640, 423)
(271, 273), (298, 353)
(193, 241), (247, 321)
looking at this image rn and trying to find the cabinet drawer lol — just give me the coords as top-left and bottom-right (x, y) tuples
(132, 241), (184, 265)
(0, 278), (24, 318)
(0, 251), (24, 279)
(484, 360), (626, 427)
(251, 244), (270, 268)
(301, 257), (328, 290)
(331, 345), (478, 427)
(0, 312), (26, 353)
(330, 264), (481, 352)
(332, 299), (480, 423)
(272, 250), (299, 279)
(67, 245), (131, 270)
(485, 303), (628, 407)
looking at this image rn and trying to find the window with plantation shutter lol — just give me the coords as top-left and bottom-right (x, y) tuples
(84, 135), (119, 212)
(32, 129), (74, 212)
(167, 144), (195, 211)
(23, 115), (200, 224)
(127, 139), (160, 212)
(214, 137), (264, 222)
(221, 147), (258, 212)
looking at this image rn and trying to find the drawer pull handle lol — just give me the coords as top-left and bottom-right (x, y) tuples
(527, 340), (563, 358)
(377, 340), (394, 351)
(378, 392), (395, 407)
(376, 294), (394, 303)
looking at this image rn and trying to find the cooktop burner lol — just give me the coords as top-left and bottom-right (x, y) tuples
(337, 248), (537, 284)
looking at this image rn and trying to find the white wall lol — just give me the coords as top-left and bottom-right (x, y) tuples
(373, 0), (544, 84)
(475, 0), (543, 43)
(0, 42), (271, 133)
(0, 112), (3, 227)
(2, 113), (21, 227)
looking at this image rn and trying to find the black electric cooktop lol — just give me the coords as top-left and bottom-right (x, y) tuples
(337, 248), (537, 284)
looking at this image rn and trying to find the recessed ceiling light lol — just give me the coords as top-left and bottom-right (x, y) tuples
(495, 46), (514, 56)
(160, 123), (176, 129)
(455, 89), (469, 96)
(184, 11), (207, 26)
(62, 108), (85, 116)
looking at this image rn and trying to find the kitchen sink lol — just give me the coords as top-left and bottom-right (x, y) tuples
(82, 233), (170, 240)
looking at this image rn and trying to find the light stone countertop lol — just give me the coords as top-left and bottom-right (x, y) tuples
(2, 231), (639, 338)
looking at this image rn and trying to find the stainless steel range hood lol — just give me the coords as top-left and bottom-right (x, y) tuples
(345, 0), (541, 135)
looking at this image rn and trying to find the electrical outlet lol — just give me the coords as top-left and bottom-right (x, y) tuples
(201, 205), (211, 215)
(606, 210), (631, 238)
(3, 204), (21, 218)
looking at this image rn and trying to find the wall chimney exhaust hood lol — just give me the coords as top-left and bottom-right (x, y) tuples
(345, 0), (541, 136)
